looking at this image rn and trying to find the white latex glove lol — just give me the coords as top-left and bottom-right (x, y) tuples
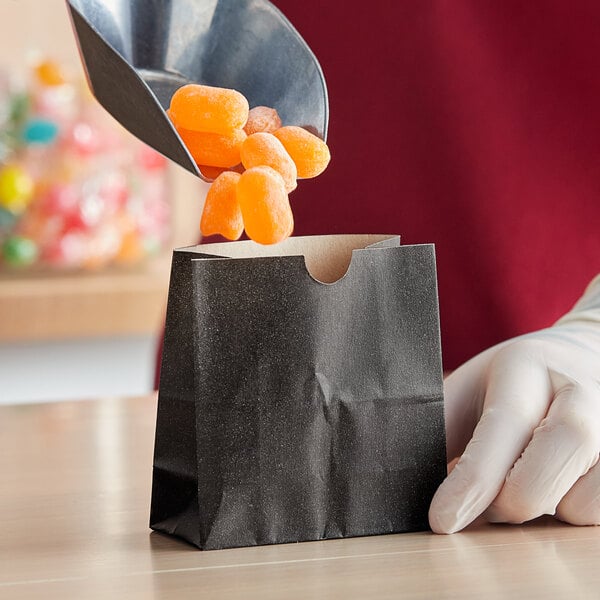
(429, 274), (600, 533)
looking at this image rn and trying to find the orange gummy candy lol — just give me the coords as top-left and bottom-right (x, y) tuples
(244, 106), (282, 135)
(237, 166), (293, 245)
(273, 126), (330, 178)
(198, 163), (244, 180)
(176, 127), (247, 168)
(197, 165), (226, 180)
(240, 133), (297, 193)
(169, 84), (249, 134)
(200, 172), (244, 240)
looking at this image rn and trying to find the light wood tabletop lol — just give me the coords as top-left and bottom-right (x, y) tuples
(1, 395), (599, 599)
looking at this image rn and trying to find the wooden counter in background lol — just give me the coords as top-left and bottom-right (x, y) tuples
(0, 255), (171, 341)
(0, 160), (204, 344)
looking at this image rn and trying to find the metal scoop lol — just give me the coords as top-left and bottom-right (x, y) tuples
(66, 0), (329, 181)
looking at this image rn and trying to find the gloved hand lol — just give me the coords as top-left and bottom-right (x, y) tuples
(429, 274), (600, 533)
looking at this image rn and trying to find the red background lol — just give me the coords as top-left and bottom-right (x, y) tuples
(275, 0), (600, 369)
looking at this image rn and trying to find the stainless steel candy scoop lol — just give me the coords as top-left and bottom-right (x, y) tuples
(66, 0), (329, 181)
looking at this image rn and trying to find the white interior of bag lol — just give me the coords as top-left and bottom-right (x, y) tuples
(182, 234), (399, 283)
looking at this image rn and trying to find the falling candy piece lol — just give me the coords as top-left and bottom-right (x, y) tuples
(273, 126), (330, 178)
(237, 166), (293, 245)
(169, 84), (249, 134)
(2, 236), (38, 267)
(244, 106), (282, 135)
(0, 165), (35, 214)
(240, 132), (297, 193)
(200, 171), (243, 240)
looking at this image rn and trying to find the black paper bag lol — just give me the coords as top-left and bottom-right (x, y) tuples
(150, 234), (446, 550)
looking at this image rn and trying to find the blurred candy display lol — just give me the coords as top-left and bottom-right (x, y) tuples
(0, 59), (170, 269)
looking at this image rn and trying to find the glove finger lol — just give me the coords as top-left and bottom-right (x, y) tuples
(556, 457), (600, 525)
(486, 381), (600, 524)
(444, 345), (499, 461)
(429, 341), (551, 534)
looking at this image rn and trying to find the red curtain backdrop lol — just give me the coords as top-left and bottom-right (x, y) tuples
(274, 0), (600, 369)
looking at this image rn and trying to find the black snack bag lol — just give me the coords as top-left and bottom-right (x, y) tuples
(150, 235), (446, 550)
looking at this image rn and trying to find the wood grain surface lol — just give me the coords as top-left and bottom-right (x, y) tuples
(1, 395), (599, 599)
(0, 259), (171, 342)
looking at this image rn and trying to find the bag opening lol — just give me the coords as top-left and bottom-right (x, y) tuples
(181, 234), (400, 283)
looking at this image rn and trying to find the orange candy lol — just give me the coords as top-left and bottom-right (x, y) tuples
(237, 167), (293, 245)
(116, 230), (144, 265)
(240, 133), (297, 193)
(176, 127), (246, 168)
(34, 60), (66, 86)
(244, 106), (282, 135)
(197, 165), (225, 180)
(168, 82), (331, 245)
(200, 171), (244, 240)
(197, 164), (243, 180)
(169, 84), (249, 134)
(273, 126), (330, 179)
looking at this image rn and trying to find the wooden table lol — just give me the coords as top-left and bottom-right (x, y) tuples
(1, 396), (599, 599)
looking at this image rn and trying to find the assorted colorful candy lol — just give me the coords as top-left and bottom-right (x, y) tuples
(0, 59), (170, 269)
(0, 165), (34, 214)
(168, 83), (331, 245)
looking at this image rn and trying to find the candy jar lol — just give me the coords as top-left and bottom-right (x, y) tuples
(0, 56), (171, 270)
